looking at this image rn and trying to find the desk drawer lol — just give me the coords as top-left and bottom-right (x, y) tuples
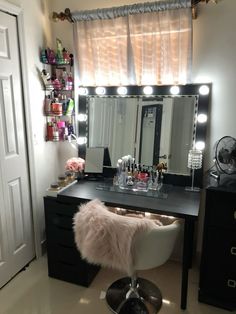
(47, 244), (81, 265)
(44, 196), (99, 287)
(204, 227), (236, 267)
(206, 190), (236, 228)
(44, 197), (78, 216)
(47, 257), (100, 287)
(45, 211), (74, 229)
(46, 225), (75, 247)
(201, 267), (236, 299)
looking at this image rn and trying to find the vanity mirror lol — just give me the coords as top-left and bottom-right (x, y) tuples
(78, 84), (211, 187)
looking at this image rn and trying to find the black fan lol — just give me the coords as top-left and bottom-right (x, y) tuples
(211, 136), (236, 180)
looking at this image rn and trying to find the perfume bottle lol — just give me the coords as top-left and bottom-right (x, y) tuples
(61, 94), (68, 114)
(61, 71), (67, 89)
(53, 123), (59, 142)
(56, 38), (63, 64)
(47, 48), (56, 64)
(40, 48), (48, 63)
(62, 48), (70, 64)
(119, 163), (127, 189)
(127, 175), (134, 186)
(41, 69), (53, 91)
(66, 72), (73, 90)
(44, 95), (52, 115)
(114, 159), (122, 186)
(147, 168), (154, 190)
(158, 172), (164, 190)
(47, 122), (54, 141)
(57, 121), (65, 141)
(152, 170), (159, 190)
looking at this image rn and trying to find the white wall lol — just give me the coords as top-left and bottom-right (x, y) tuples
(192, 0), (236, 253)
(193, 0), (236, 167)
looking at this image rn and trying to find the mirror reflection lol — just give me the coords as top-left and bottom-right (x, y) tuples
(87, 95), (197, 175)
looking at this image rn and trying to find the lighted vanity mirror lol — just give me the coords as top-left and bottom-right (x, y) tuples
(78, 84), (211, 183)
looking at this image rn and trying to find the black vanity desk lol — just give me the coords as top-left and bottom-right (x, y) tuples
(57, 180), (200, 310)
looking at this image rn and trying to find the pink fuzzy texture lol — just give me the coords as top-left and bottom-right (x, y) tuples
(73, 199), (159, 275)
(65, 157), (85, 172)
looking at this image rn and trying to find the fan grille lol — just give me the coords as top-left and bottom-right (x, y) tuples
(215, 136), (236, 175)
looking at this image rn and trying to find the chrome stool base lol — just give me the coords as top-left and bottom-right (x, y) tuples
(106, 277), (162, 314)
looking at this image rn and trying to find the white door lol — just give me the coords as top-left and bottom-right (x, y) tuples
(0, 10), (35, 288)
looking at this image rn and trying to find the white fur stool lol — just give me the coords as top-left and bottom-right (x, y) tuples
(73, 199), (180, 314)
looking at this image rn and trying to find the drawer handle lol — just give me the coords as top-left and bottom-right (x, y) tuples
(227, 279), (236, 288)
(231, 247), (236, 255)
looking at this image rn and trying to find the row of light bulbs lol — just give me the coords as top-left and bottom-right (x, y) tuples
(78, 85), (210, 96)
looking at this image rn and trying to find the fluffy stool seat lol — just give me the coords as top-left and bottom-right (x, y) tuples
(73, 198), (160, 275)
(73, 198), (180, 314)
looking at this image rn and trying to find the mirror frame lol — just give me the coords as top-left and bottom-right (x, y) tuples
(78, 83), (211, 187)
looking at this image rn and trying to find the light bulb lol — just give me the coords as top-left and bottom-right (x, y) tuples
(197, 113), (207, 123)
(170, 86), (180, 95)
(78, 114), (88, 122)
(199, 85), (209, 95)
(195, 141), (205, 150)
(143, 86), (153, 95)
(77, 137), (87, 145)
(117, 86), (127, 95)
(95, 87), (106, 95)
(78, 87), (88, 95)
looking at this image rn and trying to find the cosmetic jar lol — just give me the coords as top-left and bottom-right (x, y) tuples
(51, 99), (63, 116)
(65, 171), (75, 183)
(58, 175), (68, 187)
(48, 182), (61, 191)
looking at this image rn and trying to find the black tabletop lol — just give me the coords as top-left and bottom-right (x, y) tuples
(57, 180), (200, 220)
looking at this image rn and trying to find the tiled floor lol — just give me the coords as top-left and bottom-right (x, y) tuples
(0, 256), (234, 314)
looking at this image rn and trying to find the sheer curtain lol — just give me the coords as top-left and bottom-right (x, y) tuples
(73, 0), (192, 86)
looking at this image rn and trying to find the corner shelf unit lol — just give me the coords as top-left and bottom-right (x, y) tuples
(41, 61), (76, 142)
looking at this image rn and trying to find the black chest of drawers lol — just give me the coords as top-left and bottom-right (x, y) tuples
(44, 196), (100, 287)
(199, 186), (236, 310)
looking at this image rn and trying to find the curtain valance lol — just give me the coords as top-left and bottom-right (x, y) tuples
(71, 0), (191, 22)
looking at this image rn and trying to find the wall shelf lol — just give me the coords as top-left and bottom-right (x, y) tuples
(41, 56), (75, 142)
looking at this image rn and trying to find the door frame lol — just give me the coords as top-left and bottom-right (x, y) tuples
(0, 0), (39, 257)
